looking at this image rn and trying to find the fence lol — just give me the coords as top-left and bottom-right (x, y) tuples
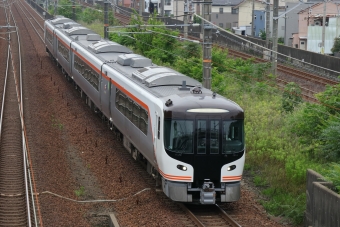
(305, 169), (340, 227)
(26, 0), (53, 20)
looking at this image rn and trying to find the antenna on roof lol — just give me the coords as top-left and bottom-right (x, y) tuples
(178, 81), (190, 91)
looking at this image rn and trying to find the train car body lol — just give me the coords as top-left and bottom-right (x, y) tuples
(44, 16), (245, 204)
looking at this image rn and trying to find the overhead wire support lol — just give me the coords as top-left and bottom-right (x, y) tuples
(202, 0), (212, 89)
(0, 25), (16, 29)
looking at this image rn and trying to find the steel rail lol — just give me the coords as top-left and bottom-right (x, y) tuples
(17, 0), (44, 30)
(177, 203), (205, 227)
(15, 1), (44, 42)
(215, 204), (242, 227)
(9, 3), (32, 227)
(11, 2), (44, 225)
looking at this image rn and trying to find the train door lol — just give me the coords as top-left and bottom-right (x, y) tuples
(193, 117), (223, 183)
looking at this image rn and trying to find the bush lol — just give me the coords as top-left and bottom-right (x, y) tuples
(317, 120), (340, 161)
(281, 82), (302, 113)
(322, 163), (340, 193)
(331, 37), (340, 53)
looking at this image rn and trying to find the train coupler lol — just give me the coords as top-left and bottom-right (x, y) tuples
(200, 180), (216, 204)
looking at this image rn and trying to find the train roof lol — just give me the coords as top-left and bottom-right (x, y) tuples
(46, 17), (242, 111)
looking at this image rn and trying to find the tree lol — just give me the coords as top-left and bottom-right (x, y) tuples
(331, 37), (340, 53)
(315, 83), (340, 115)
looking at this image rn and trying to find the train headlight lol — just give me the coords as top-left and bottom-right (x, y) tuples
(177, 165), (187, 171)
(227, 165), (236, 171)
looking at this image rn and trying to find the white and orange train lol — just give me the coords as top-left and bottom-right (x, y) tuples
(44, 16), (245, 204)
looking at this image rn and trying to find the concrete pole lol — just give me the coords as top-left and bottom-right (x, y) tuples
(202, 0), (212, 89)
(265, 0), (270, 48)
(161, 0), (164, 16)
(104, 1), (109, 39)
(72, 0), (75, 20)
(139, 0), (143, 16)
(54, 0), (57, 15)
(272, 0), (278, 75)
(184, 0), (188, 38)
(251, 0), (255, 36)
(321, 1), (326, 54)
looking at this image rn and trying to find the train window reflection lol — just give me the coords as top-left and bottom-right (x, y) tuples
(210, 120), (219, 154)
(164, 120), (194, 154)
(197, 120), (206, 154)
(222, 120), (244, 154)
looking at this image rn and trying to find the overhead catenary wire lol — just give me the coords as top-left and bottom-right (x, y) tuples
(193, 13), (340, 77)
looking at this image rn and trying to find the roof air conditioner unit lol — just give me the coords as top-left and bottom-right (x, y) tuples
(315, 21), (321, 26)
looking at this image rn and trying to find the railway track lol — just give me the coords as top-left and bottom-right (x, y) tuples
(16, 0), (45, 41)
(227, 48), (337, 102)
(0, 2), (32, 226)
(179, 204), (242, 227)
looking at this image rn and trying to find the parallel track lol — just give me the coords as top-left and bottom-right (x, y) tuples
(0, 1), (31, 226)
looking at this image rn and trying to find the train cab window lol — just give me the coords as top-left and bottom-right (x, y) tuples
(222, 120), (244, 154)
(210, 120), (220, 154)
(197, 120), (207, 154)
(164, 120), (194, 154)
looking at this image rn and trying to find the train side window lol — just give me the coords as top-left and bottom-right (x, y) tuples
(126, 98), (133, 121)
(115, 88), (148, 135)
(46, 31), (53, 44)
(140, 109), (149, 135)
(197, 120), (206, 154)
(132, 102), (140, 127)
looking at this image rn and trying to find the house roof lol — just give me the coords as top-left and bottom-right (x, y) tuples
(212, 0), (243, 6)
(298, 2), (340, 14)
(233, 0), (267, 9)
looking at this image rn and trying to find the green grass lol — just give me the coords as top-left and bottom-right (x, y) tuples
(74, 186), (85, 197)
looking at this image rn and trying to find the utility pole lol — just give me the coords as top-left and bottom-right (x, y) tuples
(272, 0), (278, 75)
(202, 0), (212, 89)
(321, 1), (326, 54)
(139, 0), (143, 16)
(265, 0), (270, 48)
(251, 0), (255, 36)
(161, 0), (164, 16)
(54, 0), (57, 15)
(72, 0), (75, 20)
(112, 0), (115, 21)
(176, 0), (178, 18)
(104, 1), (109, 39)
(184, 0), (188, 38)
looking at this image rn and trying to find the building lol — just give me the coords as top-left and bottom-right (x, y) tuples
(210, 0), (243, 29)
(292, 1), (340, 51)
(232, 0), (285, 37)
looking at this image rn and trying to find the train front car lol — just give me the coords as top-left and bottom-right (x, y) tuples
(160, 86), (245, 204)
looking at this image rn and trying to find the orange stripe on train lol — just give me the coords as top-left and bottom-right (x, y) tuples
(159, 169), (192, 181)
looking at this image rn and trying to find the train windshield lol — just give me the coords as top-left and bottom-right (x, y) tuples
(164, 119), (244, 154)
